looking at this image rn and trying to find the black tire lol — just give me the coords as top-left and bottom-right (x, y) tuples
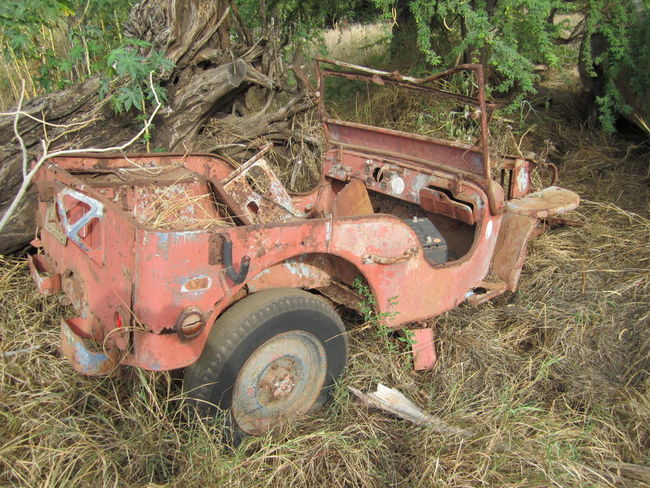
(183, 288), (348, 436)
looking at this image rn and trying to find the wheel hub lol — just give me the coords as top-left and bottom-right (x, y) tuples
(259, 359), (297, 400)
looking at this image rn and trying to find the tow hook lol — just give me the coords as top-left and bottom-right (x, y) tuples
(222, 235), (250, 284)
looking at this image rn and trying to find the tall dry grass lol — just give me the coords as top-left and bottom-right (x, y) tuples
(1, 60), (649, 487)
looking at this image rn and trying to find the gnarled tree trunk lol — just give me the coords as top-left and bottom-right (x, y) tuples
(0, 0), (314, 254)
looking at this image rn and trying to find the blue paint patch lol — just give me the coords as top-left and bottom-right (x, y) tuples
(170, 230), (204, 247)
(156, 232), (169, 259)
(74, 342), (110, 374)
(73, 341), (111, 375)
(62, 321), (112, 375)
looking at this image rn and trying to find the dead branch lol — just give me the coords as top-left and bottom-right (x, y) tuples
(12, 82), (28, 179)
(0, 72), (162, 234)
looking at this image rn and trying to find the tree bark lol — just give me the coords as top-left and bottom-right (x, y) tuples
(0, 0), (313, 254)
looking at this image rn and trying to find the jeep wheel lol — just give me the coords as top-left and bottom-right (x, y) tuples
(183, 288), (348, 436)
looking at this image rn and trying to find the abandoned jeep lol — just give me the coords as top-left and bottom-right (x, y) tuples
(29, 59), (579, 436)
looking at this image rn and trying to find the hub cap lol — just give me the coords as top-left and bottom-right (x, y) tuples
(231, 330), (327, 435)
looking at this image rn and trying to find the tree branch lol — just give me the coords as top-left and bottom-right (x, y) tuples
(0, 72), (162, 234)
(13, 81), (28, 180)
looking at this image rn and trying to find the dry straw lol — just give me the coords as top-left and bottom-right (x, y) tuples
(138, 185), (235, 230)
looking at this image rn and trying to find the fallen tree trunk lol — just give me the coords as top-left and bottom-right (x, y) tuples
(0, 0), (314, 254)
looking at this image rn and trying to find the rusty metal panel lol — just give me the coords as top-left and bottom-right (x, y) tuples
(322, 147), (490, 220)
(509, 158), (532, 199)
(33, 160), (138, 356)
(491, 186), (579, 290)
(131, 229), (223, 334)
(507, 186), (580, 218)
(119, 208), (501, 370)
(219, 158), (301, 224)
(419, 187), (475, 225)
(60, 318), (116, 376)
(326, 120), (486, 176)
(27, 254), (61, 295)
(246, 257), (333, 292)
(331, 179), (374, 217)
(491, 213), (537, 291)
(410, 328), (437, 371)
(465, 280), (507, 305)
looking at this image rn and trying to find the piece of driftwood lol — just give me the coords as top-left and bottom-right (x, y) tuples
(348, 383), (474, 440)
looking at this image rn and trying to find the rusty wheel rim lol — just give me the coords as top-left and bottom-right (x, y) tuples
(231, 330), (327, 435)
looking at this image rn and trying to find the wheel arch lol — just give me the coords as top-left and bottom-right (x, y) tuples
(181, 253), (372, 371)
(241, 252), (373, 311)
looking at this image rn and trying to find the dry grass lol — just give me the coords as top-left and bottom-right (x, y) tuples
(327, 83), (481, 145)
(322, 23), (390, 67)
(137, 186), (235, 230)
(1, 68), (649, 487)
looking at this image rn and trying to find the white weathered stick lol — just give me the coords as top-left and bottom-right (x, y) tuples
(13, 81), (29, 179)
(0, 72), (162, 234)
(349, 383), (474, 440)
(2, 345), (41, 358)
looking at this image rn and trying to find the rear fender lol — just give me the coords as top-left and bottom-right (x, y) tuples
(246, 257), (333, 292)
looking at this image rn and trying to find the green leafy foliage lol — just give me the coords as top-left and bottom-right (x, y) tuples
(352, 277), (409, 362)
(371, 0), (650, 131)
(0, 0), (135, 105)
(581, 0), (650, 132)
(103, 39), (174, 114)
(237, 0), (380, 46)
(374, 0), (569, 106)
(0, 0), (173, 119)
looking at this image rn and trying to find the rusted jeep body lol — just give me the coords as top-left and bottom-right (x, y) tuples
(30, 61), (579, 385)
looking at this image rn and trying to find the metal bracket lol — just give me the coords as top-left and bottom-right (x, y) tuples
(44, 203), (67, 245)
(57, 188), (104, 252)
